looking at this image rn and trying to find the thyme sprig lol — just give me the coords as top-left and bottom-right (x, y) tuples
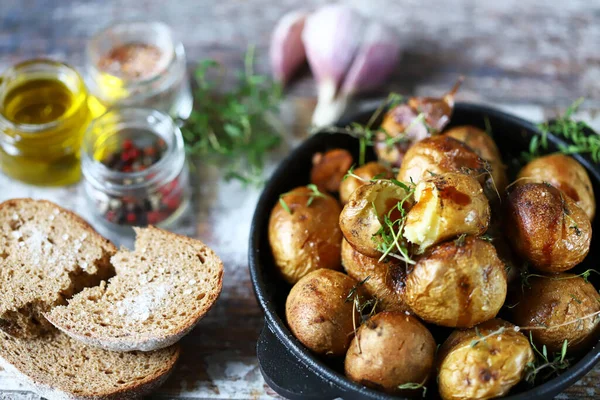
(524, 334), (570, 384)
(524, 98), (600, 163)
(470, 326), (507, 348)
(398, 381), (427, 398)
(345, 276), (378, 354)
(279, 184), (326, 215)
(181, 46), (282, 185)
(521, 268), (600, 290)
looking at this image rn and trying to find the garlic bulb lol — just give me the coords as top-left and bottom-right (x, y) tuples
(302, 5), (366, 127)
(270, 10), (308, 84)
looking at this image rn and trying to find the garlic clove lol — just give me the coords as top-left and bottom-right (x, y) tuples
(340, 22), (401, 96)
(376, 104), (428, 167)
(408, 76), (464, 132)
(302, 4), (365, 126)
(270, 10), (309, 85)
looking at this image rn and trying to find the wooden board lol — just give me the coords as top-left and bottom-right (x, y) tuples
(0, 0), (599, 398)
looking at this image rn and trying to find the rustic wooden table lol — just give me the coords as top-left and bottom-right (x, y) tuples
(1, 0), (600, 399)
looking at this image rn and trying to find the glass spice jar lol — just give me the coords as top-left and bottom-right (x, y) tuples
(0, 59), (91, 186)
(85, 21), (193, 120)
(81, 107), (190, 235)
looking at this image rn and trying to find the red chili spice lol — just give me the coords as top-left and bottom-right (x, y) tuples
(97, 43), (164, 81)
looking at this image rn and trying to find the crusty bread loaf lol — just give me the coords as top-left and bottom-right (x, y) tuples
(0, 329), (179, 400)
(0, 199), (116, 338)
(47, 226), (224, 352)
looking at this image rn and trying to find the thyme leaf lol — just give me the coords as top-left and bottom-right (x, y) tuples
(279, 184), (326, 215)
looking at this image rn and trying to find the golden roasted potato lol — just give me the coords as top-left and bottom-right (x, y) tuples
(269, 186), (342, 283)
(512, 274), (600, 353)
(345, 312), (436, 395)
(403, 172), (491, 251)
(437, 319), (534, 400)
(339, 180), (412, 258)
(310, 149), (354, 193)
(375, 104), (429, 167)
(397, 135), (489, 186)
(341, 238), (408, 312)
(286, 269), (359, 357)
(444, 125), (508, 197)
(339, 162), (392, 205)
(404, 236), (507, 328)
(506, 182), (591, 273)
(518, 154), (596, 220)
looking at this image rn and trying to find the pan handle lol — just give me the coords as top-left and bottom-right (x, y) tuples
(257, 322), (343, 400)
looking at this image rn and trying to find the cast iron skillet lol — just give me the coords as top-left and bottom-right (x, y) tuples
(249, 103), (600, 400)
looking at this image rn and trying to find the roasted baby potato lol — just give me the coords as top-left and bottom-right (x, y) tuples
(512, 274), (600, 353)
(310, 148), (354, 193)
(345, 312), (436, 395)
(444, 125), (508, 197)
(339, 180), (412, 258)
(403, 172), (491, 251)
(341, 238), (408, 312)
(437, 319), (534, 400)
(339, 162), (392, 205)
(375, 104), (429, 167)
(269, 186), (342, 283)
(286, 269), (359, 357)
(506, 182), (591, 273)
(404, 236), (507, 328)
(397, 135), (489, 186)
(518, 154), (596, 220)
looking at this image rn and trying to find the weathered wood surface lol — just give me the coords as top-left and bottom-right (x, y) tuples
(1, 0), (600, 399)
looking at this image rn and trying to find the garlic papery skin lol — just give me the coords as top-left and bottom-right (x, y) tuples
(270, 10), (308, 85)
(302, 4), (365, 127)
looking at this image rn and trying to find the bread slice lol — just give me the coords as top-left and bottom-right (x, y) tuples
(47, 226), (224, 352)
(0, 199), (116, 338)
(0, 329), (179, 400)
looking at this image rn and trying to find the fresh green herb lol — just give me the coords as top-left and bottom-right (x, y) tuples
(181, 46), (282, 185)
(523, 98), (600, 163)
(279, 184), (326, 215)
(454, 233), (467, 247)
(521, 268), (600, 288)
(469, 326), (507, 348)
(524, 334), (570, 384)
(569, 294), (583, 304)
(346, 276), (371, 304)
(345, 276), (377, 353)
(398, 382), (427, 398)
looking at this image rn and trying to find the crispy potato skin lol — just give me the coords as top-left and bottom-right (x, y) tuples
(444, 125), (508, 198)
(437, 319), (534, 400)
(505, 183), (591, 273)
(404, 237), (507, 328)
(376, 105), (430, 167)
(339, 162), (392, 205)
(269, 187), (342, 284)
(286, 269), (359, 357)
(403, 173), (491, 251)
(339, 180), (412, 258)
(512, 275), (600, 353)
(310, 149), (354, 193)
(345, 312), (436, 395)
(518, 154), (596, 220)
(397, 136), (489, 186)
(341, 238), (408, 312)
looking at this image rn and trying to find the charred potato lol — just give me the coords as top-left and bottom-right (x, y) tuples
(397, 135), (489, 186)
(340, 180), (412, 258)
(403, 172), (491, 251)
(404, 236), (507, 328)
(286, 269), (359, 357)
(512, 274), (600, 353)
(444, 125), (508, 197)
(506, 182), (591, 273)
(339, 162), (392, 205)
(269, 186), (342, 283)
(375, 104), (429, 167)
(345, 312), (436, 395)
(518, 154), (596, 220)
(341, 238), (408, 312)
(437, 319), (534, 400)
(310, 149), (354, 193)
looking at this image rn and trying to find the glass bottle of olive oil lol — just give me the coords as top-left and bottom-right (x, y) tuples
(0, 60), (91, 186)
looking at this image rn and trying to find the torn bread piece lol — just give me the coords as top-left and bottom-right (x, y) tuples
(47, 226), (224, 352)
(0, 199), (116, 338)
(0, 329), (179, 400)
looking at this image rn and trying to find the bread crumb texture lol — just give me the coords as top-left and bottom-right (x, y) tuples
(47, 226), (224, 351)
(0, 199), (116, 338)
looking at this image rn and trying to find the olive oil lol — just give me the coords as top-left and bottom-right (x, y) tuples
(0, 60), (91, 186)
